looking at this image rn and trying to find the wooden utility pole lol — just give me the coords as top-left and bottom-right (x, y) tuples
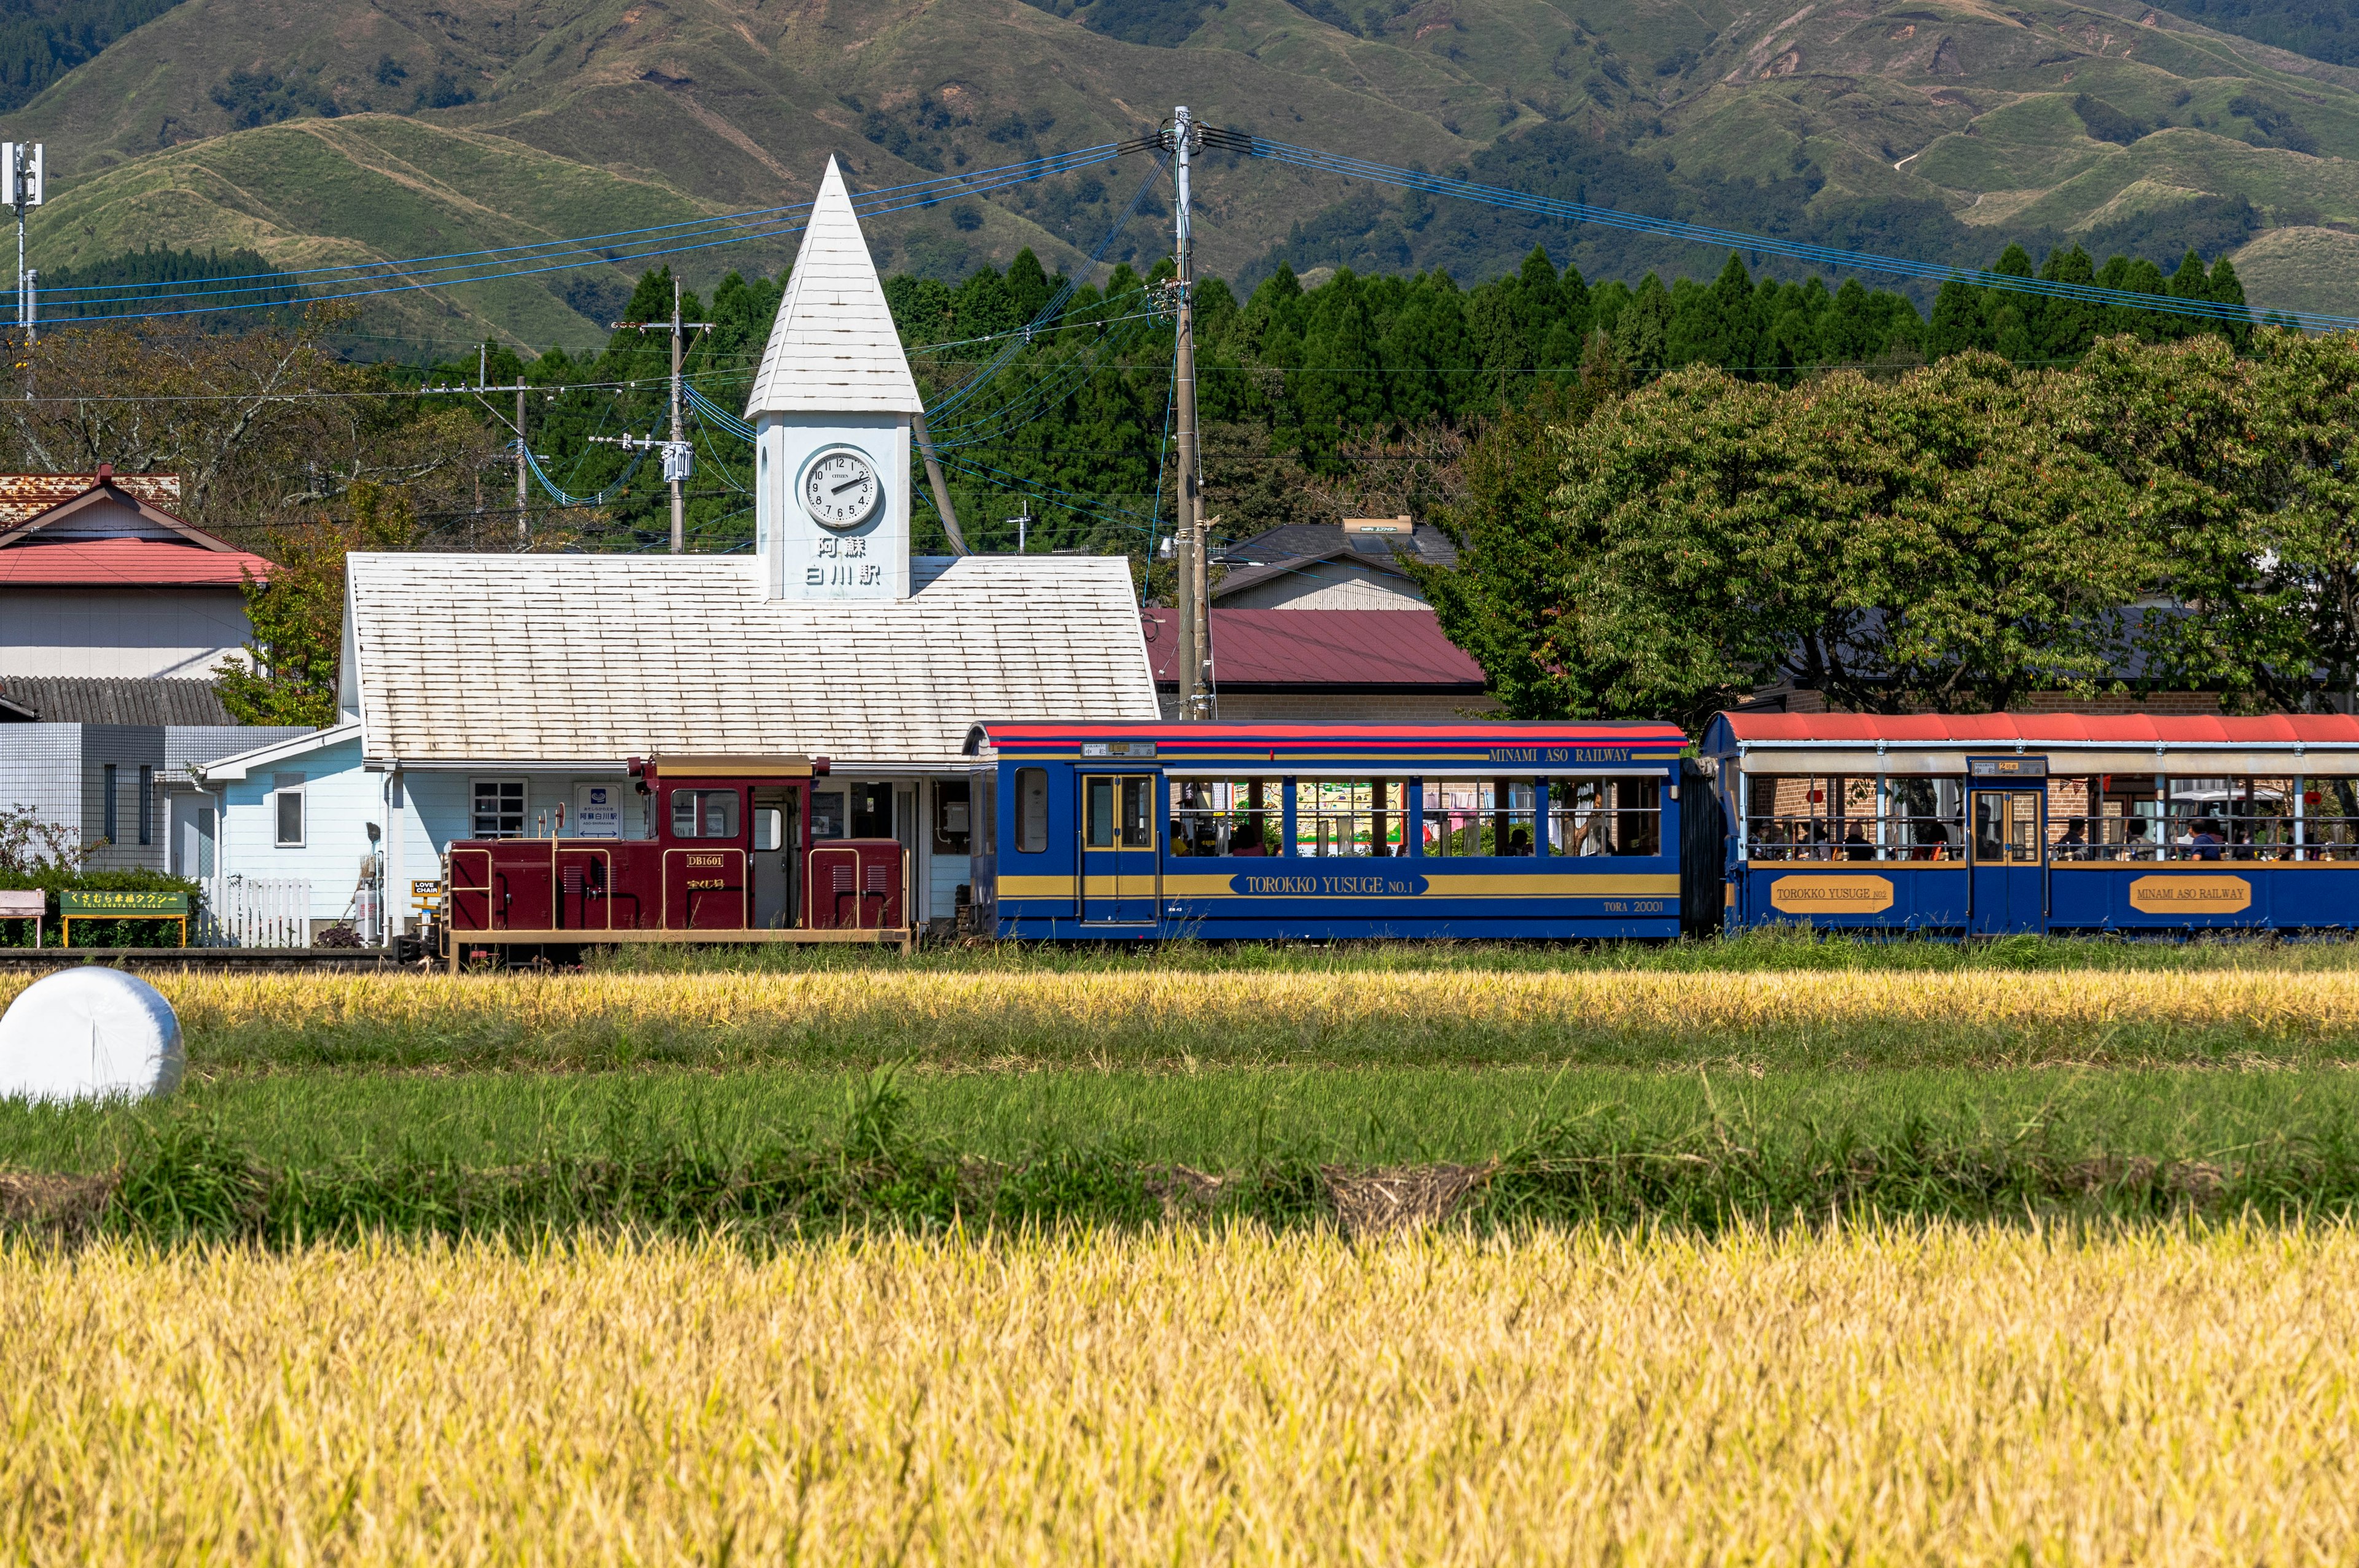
(1171, 105), (1211, 720)
(515, 381), (528, 545)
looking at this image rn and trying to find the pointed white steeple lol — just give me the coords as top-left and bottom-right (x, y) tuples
(745, 157), (924, 418)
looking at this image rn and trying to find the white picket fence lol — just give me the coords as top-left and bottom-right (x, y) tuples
(215, 876), (311, 949)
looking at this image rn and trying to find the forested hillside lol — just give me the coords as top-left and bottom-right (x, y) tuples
(6, 0), (2359, 346)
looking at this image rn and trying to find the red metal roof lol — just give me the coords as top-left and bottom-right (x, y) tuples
(0, 539), (271, 587)
(1716, 711), (2359, 745)
(1144, 607), (1485, 687)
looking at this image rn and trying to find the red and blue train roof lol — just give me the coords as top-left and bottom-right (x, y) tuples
(979, 720), (1688, 770)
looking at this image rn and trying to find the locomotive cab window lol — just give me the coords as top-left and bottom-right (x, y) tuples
(670, 788), (741, 840)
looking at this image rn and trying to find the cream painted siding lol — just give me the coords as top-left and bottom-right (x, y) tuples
(0, 587), (253, 678)
(346, 552), (1159, 768)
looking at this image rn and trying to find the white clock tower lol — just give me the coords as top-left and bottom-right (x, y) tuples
(747, 157), (921, 601)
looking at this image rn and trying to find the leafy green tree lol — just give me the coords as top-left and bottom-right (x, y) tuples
(214, 483), (420, 727)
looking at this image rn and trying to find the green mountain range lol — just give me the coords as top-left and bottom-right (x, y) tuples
(6, 0), (2356, 352)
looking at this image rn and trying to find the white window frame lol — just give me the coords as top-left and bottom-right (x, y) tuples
(272, 784), (307, 848)
(471, 777), (528, 840)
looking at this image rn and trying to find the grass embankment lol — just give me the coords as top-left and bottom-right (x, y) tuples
(9, 936), (2358, 1238)
(7, 1063), (2358, 1241)
(4, 1225), (2355, 1561)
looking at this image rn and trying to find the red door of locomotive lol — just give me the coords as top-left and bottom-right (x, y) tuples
(662, 783), (749, 929)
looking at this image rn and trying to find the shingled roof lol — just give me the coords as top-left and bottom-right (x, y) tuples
(345, 552), (1158, 769)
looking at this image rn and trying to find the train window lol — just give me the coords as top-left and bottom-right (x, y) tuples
(1745, 774), (1963, 862)
(810, 790), (846, 840)
(753, 807), (784, 853)
(1015, 768), (1049, 853)
(1547, 778), (1661, 857)
(1423, 779), (1538, 856)
(1296, 779), (1410, 857)
(1169, 778), (1283, 857)
(671, 789), (741, 840)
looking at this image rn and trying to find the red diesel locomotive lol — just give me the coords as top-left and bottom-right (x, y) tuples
(439, 754), (911, 968)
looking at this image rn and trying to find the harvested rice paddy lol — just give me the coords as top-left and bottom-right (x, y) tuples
(2, 1223), (2353, 1564)
(7, 954), (2358, 1071)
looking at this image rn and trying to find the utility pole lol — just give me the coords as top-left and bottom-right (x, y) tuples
(612, 283), (713, 554)
(1169, 105), (1211, 720)
(516, 380), (528, 545)
(4, 142), (44, 343)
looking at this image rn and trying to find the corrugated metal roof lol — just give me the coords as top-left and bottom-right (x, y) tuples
(1143, 608), (1487, 688)
(0, 677), (240, 725)
(1715, 712), (2359, 745)
(0, 472), (180, 528)
(0, 539), (270, 586)
(745, 158), (924, 418)
(348, 552), (1159, 768)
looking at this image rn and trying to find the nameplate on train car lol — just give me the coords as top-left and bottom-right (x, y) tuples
(2127, 875), (2251, 913)
(683, 853), (729, 869)
(1230, 872), (1429, 898)
(1767, 875), (1895, 914)
(1487, 746), (1634, 766)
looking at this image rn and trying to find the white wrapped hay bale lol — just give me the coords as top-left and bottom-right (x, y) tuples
(0, 969), (183, 1102)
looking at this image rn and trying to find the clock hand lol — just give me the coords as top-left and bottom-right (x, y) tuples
(830, 478), (867, 495)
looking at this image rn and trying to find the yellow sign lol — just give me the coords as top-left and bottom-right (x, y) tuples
(1769, 875), (1895, 914)
(2128, 875), (2251, 914)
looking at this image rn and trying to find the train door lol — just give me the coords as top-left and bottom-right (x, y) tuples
(751, 787), (800, 928)
(1080, 773), (1157, 924)
(1970, 787), (2045, 934)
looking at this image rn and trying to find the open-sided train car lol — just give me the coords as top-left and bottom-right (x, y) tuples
(1702, 712), (2359, 934)
(966, 721), (1725, 940)
(438, 754), (913, 967)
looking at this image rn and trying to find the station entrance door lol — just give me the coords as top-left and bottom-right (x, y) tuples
(1970, 787), (2046, 935)
(1081, 774), (1158, 924)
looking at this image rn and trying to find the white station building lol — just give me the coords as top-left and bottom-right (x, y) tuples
(196, 157), (1158, 938)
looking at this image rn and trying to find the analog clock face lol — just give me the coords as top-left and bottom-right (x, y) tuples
(802, 447), (882, 530)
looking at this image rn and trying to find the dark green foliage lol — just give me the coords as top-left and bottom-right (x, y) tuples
(1016, 0), (1223, 46)
(2227, 92), (2318, 153)
(0, 0), (184, 114)
(208, 67), (338, 130)
(2171, 0), (2359, 66)
(2073, 93), (2146, 145)
(34, 243), (299, 332)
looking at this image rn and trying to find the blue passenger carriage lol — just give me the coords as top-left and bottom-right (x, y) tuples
(1702, 712), (2359, 934)
(968, 721), (1721, 940)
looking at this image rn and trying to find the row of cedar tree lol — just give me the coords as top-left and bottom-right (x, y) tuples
(60, 232), (2328, 725)
(501, 235), (2340, 724)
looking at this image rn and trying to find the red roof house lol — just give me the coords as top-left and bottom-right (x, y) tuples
(0, 466), (273, 703)
(1143, 606), (1493, 722)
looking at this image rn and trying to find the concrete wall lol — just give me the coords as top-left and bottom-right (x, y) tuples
(0, 587), (253, 679)
(0, 724), (179, 871)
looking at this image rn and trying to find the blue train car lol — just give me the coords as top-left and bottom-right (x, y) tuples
(1700, 711), (2359, 934)
(967, 720), (1721, 940)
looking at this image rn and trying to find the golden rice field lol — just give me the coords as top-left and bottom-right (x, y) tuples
(4, 1223), (2354, 1564)
(15, 964), (2359, 1066)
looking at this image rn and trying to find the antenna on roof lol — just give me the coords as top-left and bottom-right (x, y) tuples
(1010, 504), (1031, 555)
